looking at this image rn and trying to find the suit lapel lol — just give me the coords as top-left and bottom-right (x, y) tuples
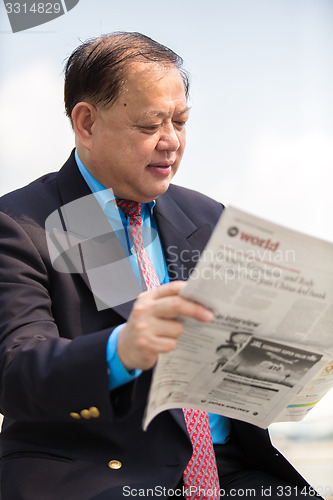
(54, 151), (136, 320)
(155, 190), (214, 282)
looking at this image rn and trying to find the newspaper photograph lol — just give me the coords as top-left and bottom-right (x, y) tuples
(143, 207), (333, 430)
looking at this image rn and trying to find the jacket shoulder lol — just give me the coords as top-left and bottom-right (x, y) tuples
(165, 184), (224, 223)
(0, 151), (78, 225)
(0, 172), (59, 227)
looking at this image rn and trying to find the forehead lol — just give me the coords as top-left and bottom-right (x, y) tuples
(119, 62), (187, 109)
(126, 60), (184, 86)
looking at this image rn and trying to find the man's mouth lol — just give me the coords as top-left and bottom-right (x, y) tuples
(147, 162), (174, 175)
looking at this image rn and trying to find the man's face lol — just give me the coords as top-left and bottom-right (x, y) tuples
(231, 333), (250, 345)
(87, 62), (189, 202)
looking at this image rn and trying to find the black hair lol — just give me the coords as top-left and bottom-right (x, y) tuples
(64, 32), (189, 126)
(215, 344), (238, 353)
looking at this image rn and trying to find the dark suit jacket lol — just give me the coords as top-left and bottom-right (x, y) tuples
(0, 151), (313, 499)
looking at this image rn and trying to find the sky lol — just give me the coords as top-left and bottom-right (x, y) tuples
(0, 1), (333, 421)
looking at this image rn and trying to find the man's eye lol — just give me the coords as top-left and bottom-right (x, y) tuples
(174, 121), (187, 129)
(141, 124), (160, 133)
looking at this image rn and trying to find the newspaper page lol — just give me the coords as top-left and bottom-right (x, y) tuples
(276, 359), (333, 422)
(143, 207), (333, 430)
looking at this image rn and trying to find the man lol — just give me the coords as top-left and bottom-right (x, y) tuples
(0, 32), (321, 499)
(213, 344), (238, 373)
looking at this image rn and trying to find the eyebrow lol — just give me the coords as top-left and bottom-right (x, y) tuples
(137, 106), (191, 122)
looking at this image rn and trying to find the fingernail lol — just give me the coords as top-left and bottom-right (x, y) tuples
(204, 310), (214, 321)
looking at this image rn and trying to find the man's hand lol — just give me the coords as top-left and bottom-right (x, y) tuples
(117, 281), (213, 371)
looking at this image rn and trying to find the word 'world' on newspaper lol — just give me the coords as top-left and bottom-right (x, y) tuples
(143, 206), (333, 430)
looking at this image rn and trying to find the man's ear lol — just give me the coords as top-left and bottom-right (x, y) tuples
(71, 102), (97, 149)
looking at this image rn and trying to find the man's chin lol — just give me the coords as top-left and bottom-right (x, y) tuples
(140, 178), (173, 202)
(150, 180), (173, 200)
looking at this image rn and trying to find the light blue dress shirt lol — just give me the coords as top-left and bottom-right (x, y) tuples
(75, 150), (230, 444)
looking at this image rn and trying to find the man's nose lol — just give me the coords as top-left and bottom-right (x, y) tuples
(156, 123), (180, 151)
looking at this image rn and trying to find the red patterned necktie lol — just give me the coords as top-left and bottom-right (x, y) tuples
(116, 198), (220, 499)
(183, 409), (220, 499)
(116, 199), (160, 290)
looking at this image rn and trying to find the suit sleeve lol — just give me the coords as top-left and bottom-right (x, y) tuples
(0, 211), (118, 422)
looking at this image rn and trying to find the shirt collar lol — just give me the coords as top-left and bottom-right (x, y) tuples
(74, 149), (156, 214)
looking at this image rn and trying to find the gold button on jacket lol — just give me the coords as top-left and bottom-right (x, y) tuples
(89, 406), (100, 418)
(69, 412), (81, 420)
(108, 460), (122, 470)
(80, 409), (91, 419)
(70, 407), (100, 420)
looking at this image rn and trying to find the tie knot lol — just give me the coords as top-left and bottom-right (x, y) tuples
(116, 199), (142, 218)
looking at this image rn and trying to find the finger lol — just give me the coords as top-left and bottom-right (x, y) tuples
(118, 319), (183, 370)
(150, 294), (213, 322)
(143, 280), (186, 299)
(147, 335), (178, 354)
(149, 317), (184, 339)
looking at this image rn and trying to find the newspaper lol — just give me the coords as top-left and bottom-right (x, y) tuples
(143, 207), (333, 430)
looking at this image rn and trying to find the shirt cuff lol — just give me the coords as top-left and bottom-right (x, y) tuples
(106, 324), (142, 390)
